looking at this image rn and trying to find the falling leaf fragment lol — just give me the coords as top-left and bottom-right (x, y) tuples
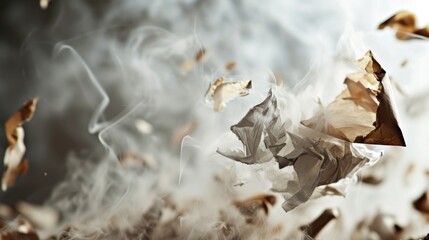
(181, 48), (207, 72)
(2, 97), (39, 191)
(300, 208), (339, 238)
(302, 51), (406, 146)
(378, 11), (429, 40)
(205, 77), (252, 111)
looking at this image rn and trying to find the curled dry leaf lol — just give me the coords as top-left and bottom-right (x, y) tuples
(205, 77), (252, 112)
(279, 133), (375, 211)
(302, 51), (406, 146)
(181, 48), (207, 72)
(300, 208), (339, 238)
(378, 11), (429, 40)
(2, 97), (39, 191)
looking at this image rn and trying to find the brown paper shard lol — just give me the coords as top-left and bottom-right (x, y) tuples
(300, 208), (339, 238)
(2, 97), (39, 191)
(378, 11), (429, 40)
(302, 51), (405, 146)
(205, 77), (252, 112)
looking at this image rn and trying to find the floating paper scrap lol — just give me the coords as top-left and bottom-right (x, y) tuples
(205, 77), (252, 112)
(302, 51), (406, 146)
(233, 194), (276, 216)
(378, 11), (429, 40)
(2, 97), (38, 191)
(218, 91), (380, 211)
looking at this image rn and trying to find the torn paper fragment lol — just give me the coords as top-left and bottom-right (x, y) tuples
(2, 97), (39, 191)
(302, 51), (405, 146)
(217, 90), (279, 164)
(280, 133), (378, 211)
(378, 11), (429, 40)
(205, 77), (252, 111)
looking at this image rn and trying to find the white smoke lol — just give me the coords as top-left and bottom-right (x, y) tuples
(2, 0), (429, 239)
